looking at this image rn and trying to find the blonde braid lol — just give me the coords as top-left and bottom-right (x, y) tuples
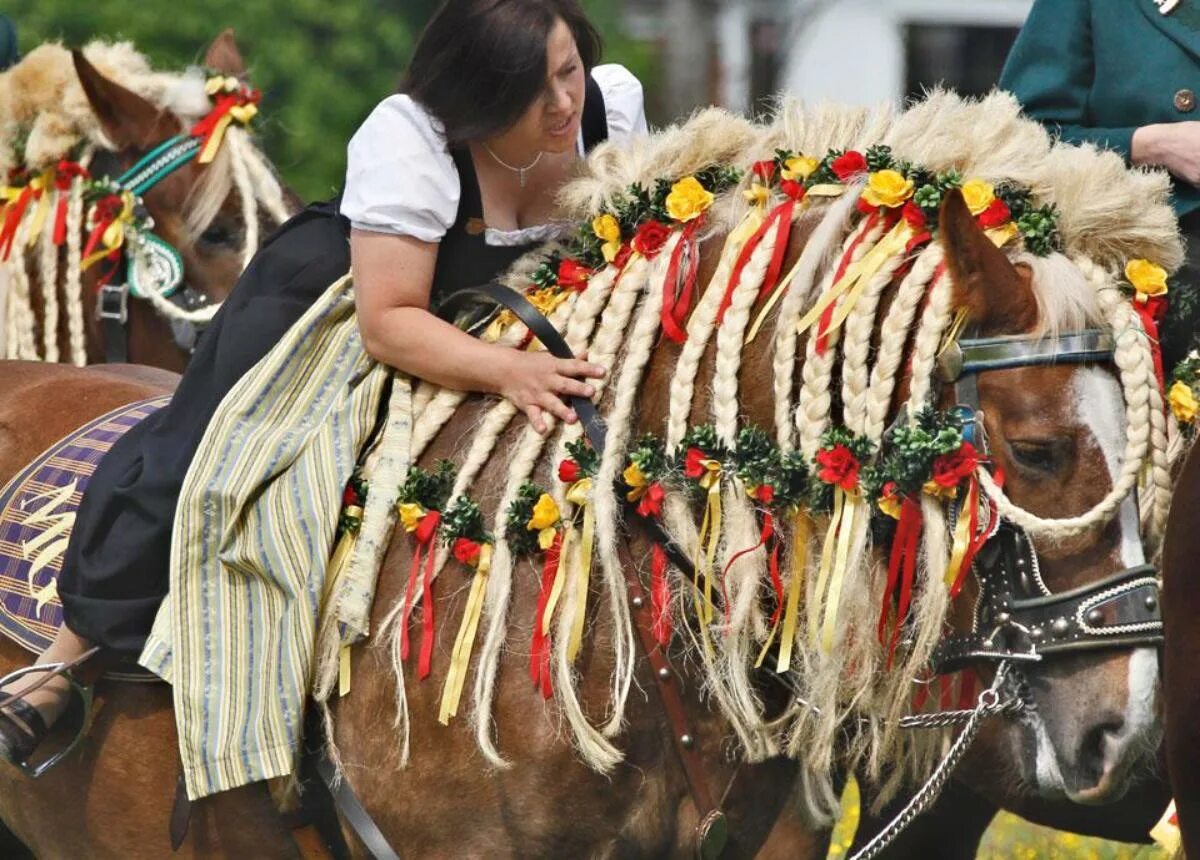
(863, 245), (944, 441)
(976, 258), (1153, 540)
(712, 218), (784, 445)
(8, 217), (38, 360)
(772, 191), (863, 450)
(1144, 361), (1172, 543)
(796, 214), (887, 458)
(65, 176), (87, 366)
(665, 224), (750, 451)
(840, 248), (910, 435)
(38, 209), (61, 363)
(901, 273), (956, 413)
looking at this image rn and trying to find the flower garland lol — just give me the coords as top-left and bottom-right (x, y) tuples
(395, 461), (456, 680)
(438, 494), (494, 724)
(505, 482), (565, 698)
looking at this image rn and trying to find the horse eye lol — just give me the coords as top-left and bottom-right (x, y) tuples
(1008, 439), (1065, 474)
(198, 222), (239, 248)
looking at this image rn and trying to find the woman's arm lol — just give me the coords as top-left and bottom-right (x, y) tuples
(351, 229), (604, 434)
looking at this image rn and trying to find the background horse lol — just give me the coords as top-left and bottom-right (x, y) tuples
(0, 93), (1177, 857)
(0, 31), (298, 371)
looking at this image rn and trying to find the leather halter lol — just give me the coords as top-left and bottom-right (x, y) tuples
(931, 328), (1164, 672)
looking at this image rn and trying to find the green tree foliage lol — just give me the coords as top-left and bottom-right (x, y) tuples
(7, 1), (658, 202)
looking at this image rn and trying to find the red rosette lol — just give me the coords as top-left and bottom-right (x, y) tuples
(632, 219), (671, 259)
(831, 150), (867, 181)
(977, 198), (1012, 230)
(556, 258), (591, 291)
(815, 444), (860, 492)
(557, 458), (580, 484)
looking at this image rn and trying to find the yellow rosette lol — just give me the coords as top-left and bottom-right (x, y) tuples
(1126, 259), (1168, 302)
(398, 502), (427, 533)
(743, 183), (771, 207)
(960, 179), (996, 216)
(860, 169), (915, 209)
(623, 460), (648, 501)
(782, 155), (820, 182)
(527, 493), (561, 550)
(592, 213), (622, 264)
(1169, 380), (1199, 423)
(665, 175), (715, 223)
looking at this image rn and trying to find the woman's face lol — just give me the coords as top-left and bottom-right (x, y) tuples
(509, 17), (586, 155)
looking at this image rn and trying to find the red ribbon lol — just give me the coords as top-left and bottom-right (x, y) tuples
(651, 542), (672, 646)
(400, 511), (441, 680)
(1134, 295), (1168, 392)
(661, 219), (703, 343)
(52, 161), (90, 247)
(949, 480), (994, 599)
(190, 89), (261, 141)
(0, 185), (34, 261)
(880, 496), (922, 670)
(716, 199), (796, 324)
(530, 531), (563, 699)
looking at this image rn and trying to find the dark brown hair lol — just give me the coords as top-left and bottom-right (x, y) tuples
(401, 0), (602, 145)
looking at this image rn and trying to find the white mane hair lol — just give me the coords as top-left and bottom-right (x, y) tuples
(0, 40), (294, 363)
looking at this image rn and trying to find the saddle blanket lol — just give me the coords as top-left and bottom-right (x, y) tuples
(0, 395), (170, 654)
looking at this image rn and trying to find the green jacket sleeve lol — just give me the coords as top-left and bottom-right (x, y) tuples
(999, 0), (1136, 159)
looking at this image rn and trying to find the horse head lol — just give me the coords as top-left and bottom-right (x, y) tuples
(936, 188), (1161, 805)
(68, 31), (299, 369)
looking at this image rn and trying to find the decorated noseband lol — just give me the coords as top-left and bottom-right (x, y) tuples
(931, 328), (1163, 671)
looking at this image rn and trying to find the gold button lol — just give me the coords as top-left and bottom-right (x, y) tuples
(1175, 88), (1196, 112)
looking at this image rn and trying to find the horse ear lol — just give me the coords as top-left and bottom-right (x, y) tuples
(72, 50), (180, 151)
(204, 29), (246, 77)
(939, 188), (1038, 334)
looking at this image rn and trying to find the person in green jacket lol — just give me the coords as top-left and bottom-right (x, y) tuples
(1000, 0), (1200, 368)
(0, 15), (16, 71)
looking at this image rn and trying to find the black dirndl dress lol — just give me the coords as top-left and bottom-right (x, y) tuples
(57, 78), (610, 653)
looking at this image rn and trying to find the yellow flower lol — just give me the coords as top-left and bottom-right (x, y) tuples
(922, 479), (958, 501)
(526, 287), (571, 318)
(985, 223), (1020, 248)
(527, 493), (561, 531)
(592, 213), (622, 263)
(1125, 258), (1168, 300)
(861, 169), (915, 209)
(877, 492), (902, 521)
(1169, 380), (1199, 423)
(960, 179), (996, 216)
(782, 155), (820, 182)
(623, 461), (647, 490)
(665, 175), (714, 223)
(398, 502), (426, 533)
(743, 183), (771, 206)
(565, 477), (593, 507)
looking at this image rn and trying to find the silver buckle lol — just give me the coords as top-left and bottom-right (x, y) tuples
(97, 283), (129, 325)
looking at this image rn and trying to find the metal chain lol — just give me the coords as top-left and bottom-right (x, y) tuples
(847, 661), (1013, 860)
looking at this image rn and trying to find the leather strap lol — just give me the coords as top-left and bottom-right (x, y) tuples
(316, 755), (402, 860)
(170, 770), (191, 851)
(97, 283), (130, 364)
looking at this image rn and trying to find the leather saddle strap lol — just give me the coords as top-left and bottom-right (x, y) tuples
(440, 283), (728, 855)
(316, 755), (402, 860)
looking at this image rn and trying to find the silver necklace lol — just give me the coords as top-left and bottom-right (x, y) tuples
(481, 142), (544, 188)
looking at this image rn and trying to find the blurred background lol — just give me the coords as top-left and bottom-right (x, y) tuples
(3, 2), (1173, 857)
(6, 0), (1027, 202)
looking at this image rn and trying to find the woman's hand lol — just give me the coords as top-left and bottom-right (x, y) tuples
(495, 350), (606, 435)
(1133, 122), (1200, 186)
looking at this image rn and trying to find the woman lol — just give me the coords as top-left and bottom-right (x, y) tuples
(999, 0), (1200, 367)
(0, 0), (646, 768)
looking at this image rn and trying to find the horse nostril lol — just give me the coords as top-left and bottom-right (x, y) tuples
(1076, 717), (1125, 786)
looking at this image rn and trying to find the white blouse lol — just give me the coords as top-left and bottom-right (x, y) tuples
(341, 64), (648, 246)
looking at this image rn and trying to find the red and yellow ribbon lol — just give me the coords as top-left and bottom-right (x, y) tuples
(397, 503), (441, 680)
(438, 541), (493, 724)
(81, 191), (137, 272)
(191, 75), (262, 164)
(563, 478), (596, 661)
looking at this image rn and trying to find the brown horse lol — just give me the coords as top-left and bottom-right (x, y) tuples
(1162, 431), (1200, 857)
(0, 94), (1175, 857)
(0, 31), (299, 372)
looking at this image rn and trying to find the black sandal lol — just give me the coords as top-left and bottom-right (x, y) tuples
(0, 694), (48, 766)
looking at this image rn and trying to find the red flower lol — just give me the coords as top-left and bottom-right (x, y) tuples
(684, 447), (707, 479)
(92, 194), (124, 222)
(754, 484), (776, 504)
(637, 482), (665, 518)
(856, 197), (878, 215)
(977, 198), (1012, 230)
(632, 220), (672, 259)
(613, 243), (633, 270)
(557, 258), (592, 291)
(752, 160), (777, 184)
(453, 537), (482, 566)
(816, 444), (860, 491)
(558, 458), (580, 484)
(931, 441), (980, 489)
(342, 483), (360, 508)
(780, 179), (805, 201)
(831, 150), (867, 181)
(902, 201), (927, 230)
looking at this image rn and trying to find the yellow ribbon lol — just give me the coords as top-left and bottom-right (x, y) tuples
(542, 521), (573, 637)
(80, 191), (137, 271)
(339, 644), (353, 698)
(805, 183), (847, 198)
(937, 308), (970, 361)
(325, 505), (364, 697)
(438, 543), (493, 724)
(25, 172), (52, 247)
(565, 479), (596, 661)
(794, 220), (913, 342)
(744, 204), (809, 344)
(197, 102), (258, 165)
(943, 478), (980, 589)
(693, 461), (722, 637)
(758, 508), (810, 671)
(808, 490), (843, 643)
(821, 492), (862, 653)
